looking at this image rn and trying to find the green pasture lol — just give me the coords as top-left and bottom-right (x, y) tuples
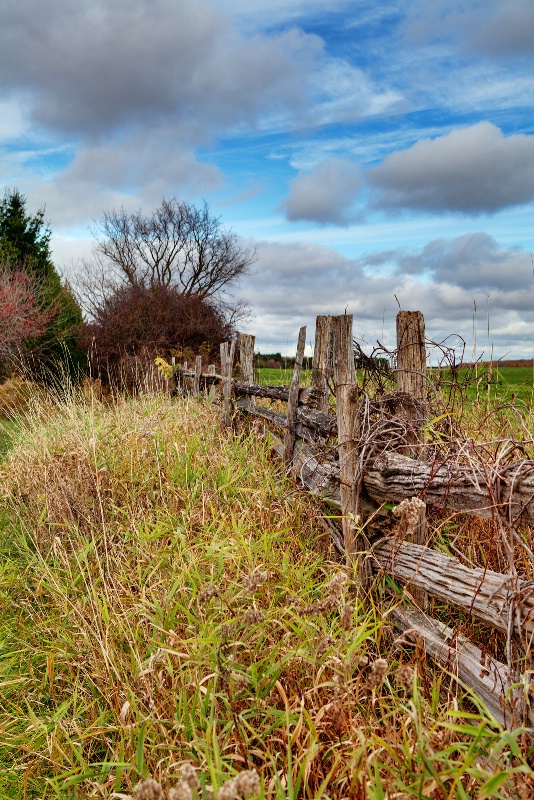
(434, 364), (534, 406)
(257, 364), (534, 406)
(256, 367), (312, 386)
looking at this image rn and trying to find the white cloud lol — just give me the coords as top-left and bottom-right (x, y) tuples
(405, 0), (534, 59)
(368, 123), (534, 214)
(0, 0), (322, 137)
(280, 158), (362, 225)
(309, 58), (405, 126)
(241, 234), (534, 358)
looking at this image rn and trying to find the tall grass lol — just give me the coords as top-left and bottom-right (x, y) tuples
(0, 389), (533, 798)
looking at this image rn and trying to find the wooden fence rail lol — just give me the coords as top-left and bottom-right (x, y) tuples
(171, 311), (534, 730)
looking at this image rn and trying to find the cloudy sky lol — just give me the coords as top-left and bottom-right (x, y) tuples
(1, 0), (533, 359)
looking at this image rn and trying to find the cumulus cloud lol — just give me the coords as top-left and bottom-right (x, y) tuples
(405, 0), (534, 59)
(241, 234), (534, 357)
(0, 0), (322, 137)
(362, 232), (532, 293)
(368, 123), (534, 214)
(280, 158), (361, 225)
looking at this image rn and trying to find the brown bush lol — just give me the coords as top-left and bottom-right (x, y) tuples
(80, 284), (231, 389)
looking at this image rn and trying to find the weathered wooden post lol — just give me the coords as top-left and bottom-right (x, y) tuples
(220, 341), (236, 426)
(284, 326), (307, 467)
(396, 310), (428, 607)
(312, 316), (333, 412)
(396, 310), (427, 428)
(333, 314), (368, 582)
(193, 355), (202, 397)
(239, 334), (256, 410)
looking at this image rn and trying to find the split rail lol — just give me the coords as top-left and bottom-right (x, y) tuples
(174, 311), (534, 730)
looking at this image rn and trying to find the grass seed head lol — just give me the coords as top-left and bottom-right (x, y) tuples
(243, 570), (269, 594)
(198, 584), (220, 604)
(234, 770), (261, 797)
(317, 635), (335, 658)
(242, 608), (264, 626)
(327, 571), (348, 598)
(367, 658), (388, 688)
(180, 762), (200, 790)
(217, 770), (261, 800)
(397, 665), (415, 692)
(169, 781), (193, 800)
(341, 602), (354, 631)
(217, 779), (238, 800)
(134, 778), (165, 800)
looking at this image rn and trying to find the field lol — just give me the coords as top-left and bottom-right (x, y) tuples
(433, 365), (534, 407)
(1, 379), (534, 798)
(258, 365), (534, 406)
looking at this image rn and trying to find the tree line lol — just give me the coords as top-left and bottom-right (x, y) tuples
(0, 190), (255, 388)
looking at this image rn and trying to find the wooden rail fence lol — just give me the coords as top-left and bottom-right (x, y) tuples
(174, 311), (534, 730)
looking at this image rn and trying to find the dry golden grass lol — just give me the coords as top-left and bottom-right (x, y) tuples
(0, 392), (533, 798)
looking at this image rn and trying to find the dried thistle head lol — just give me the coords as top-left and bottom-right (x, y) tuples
(367, 658), (388, 688)
(134, 779), (165, 800)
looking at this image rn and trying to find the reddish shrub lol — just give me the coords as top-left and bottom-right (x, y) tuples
(80, 284), (231, 388)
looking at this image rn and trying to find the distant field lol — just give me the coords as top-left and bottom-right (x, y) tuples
(257, 367), (312, 386)
(435, 364), (534, 405)
(257, 365), (534, 405)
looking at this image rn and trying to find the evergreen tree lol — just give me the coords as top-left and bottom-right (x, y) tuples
(0, 189), (85, 378)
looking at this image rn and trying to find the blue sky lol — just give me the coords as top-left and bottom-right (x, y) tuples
(1, 0), (533, 358)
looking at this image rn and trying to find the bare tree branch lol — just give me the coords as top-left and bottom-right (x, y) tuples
(82, 198), (255, 316)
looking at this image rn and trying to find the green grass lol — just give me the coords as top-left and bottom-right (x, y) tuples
(1, 390), (533, 798)
(434, 365), (534, 406)
(256, 368), (312, 386)
(0, 418), (19, 457)
(258, 363), (534, 406)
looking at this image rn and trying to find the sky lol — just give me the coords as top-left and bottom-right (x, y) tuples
(1, 0), (533, 360)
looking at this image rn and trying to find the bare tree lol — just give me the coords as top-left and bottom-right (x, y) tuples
(79, 199), (255, 318)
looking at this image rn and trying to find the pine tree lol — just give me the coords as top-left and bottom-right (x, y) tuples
(0, 188), (85, 378)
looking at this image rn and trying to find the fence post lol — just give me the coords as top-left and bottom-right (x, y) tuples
(333, 314), (368, 582)
(220, 341), (236, 426)
(396, 310), (428, 607)
(193, 355), (202, 397)
(396, 310), (427, 430)
(284, 326), (307, 466)
(239, 334), (256, 410)
(312, 315), (333, 412)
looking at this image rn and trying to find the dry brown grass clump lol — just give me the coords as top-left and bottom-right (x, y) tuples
(0, 376), (45, 417)
(1, 392), (533, 798)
